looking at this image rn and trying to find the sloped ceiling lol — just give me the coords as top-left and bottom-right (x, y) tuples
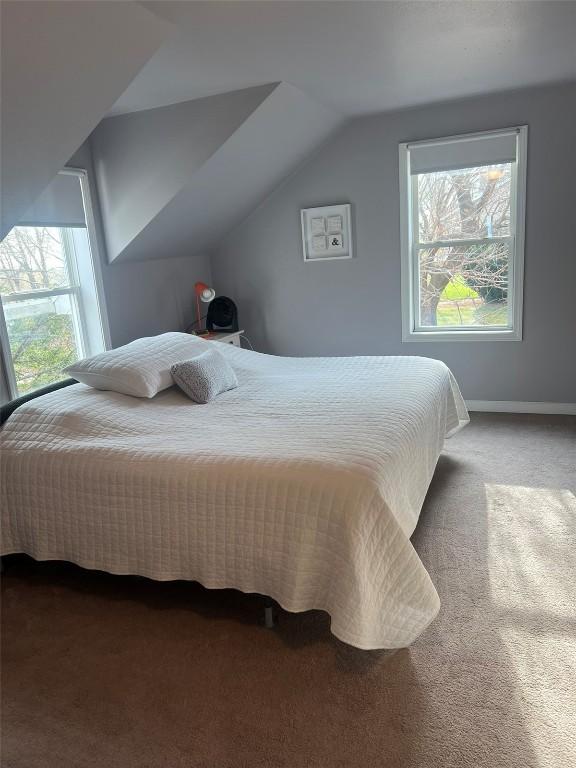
(113, 1), (576, 117)
(91, 83), (343, 263)
(13, 3), (571, 272)
(92, 84), (277, 262)
(0, 0), (172, 239)
(81, 1), (575, 265)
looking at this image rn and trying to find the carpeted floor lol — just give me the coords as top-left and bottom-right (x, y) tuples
(1, 413), (575, 768)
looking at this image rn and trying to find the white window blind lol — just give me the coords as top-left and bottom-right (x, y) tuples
(407, 129), (519, 175)
(19, 173), (86, 227)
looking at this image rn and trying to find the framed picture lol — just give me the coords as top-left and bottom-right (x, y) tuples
(301, 204), (352, 262)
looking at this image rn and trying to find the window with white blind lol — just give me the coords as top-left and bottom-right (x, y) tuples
(0, 169), (109, 397)
(399, 126), (527, 341)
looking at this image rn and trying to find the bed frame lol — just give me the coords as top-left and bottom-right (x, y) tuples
(0, 378), (76, 426)
(0, 378), (277, 626)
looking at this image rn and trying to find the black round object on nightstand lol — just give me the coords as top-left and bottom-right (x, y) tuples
(206, 296), (239, 332)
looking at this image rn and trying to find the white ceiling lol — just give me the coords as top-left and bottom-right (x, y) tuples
(109, 1), (576, 118)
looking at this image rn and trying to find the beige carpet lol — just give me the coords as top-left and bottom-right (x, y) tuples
(1, 413), (575, 768)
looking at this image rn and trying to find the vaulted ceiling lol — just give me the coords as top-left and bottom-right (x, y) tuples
(95, 1), (576, 263)
(93, 83), (341, 262)
(111, 1), (576, 117)
(3, 1), (575, 265)
(0, 0), (171, 239)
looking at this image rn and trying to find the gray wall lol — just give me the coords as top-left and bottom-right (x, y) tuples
(68, 142), (211, 349)
(92, 82), (342, 264)
(92, 85), (276, 262)
(211, 82), (576, 403)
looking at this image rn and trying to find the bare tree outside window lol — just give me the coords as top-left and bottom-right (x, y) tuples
(416, 164), (511, 327)
(0, 226), (70, 293)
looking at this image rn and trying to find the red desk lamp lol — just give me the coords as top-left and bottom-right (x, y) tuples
(194, 282), (216, 334)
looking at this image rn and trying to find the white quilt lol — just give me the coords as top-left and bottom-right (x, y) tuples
(0, 349), (468, 649)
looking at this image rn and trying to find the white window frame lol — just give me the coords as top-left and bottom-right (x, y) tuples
(0, 168), (110, 399)
(399, 126), (527, 342)
(66, 167), (111, 355)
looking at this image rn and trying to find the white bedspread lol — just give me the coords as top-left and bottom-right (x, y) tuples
(0, 349), (468, 649)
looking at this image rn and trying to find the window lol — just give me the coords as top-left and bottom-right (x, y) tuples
(399, 126), (527, 341)
(0, 169), (109, 397)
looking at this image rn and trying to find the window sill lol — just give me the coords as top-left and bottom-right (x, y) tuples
(402, 328), (522, 342)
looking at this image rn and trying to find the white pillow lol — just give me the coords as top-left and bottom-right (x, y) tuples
(64, 332), (209, 398)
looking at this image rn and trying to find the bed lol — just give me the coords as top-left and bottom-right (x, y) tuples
(0, 345), (468, 649)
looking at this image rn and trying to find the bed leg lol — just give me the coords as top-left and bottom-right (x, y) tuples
(264, 599), (275, 629)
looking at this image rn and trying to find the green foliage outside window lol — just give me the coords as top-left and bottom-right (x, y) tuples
(7, 313), (77, 395)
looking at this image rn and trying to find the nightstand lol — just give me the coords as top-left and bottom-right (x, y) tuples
(195, 330), (244, 347)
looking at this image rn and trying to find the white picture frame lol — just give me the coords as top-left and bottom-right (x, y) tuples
(301, 203), (352, 262)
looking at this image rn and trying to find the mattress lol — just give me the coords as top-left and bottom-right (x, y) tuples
(0, 348), (469, 649)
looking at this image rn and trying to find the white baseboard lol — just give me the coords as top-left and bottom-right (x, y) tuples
(465, 400), (576, 415)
